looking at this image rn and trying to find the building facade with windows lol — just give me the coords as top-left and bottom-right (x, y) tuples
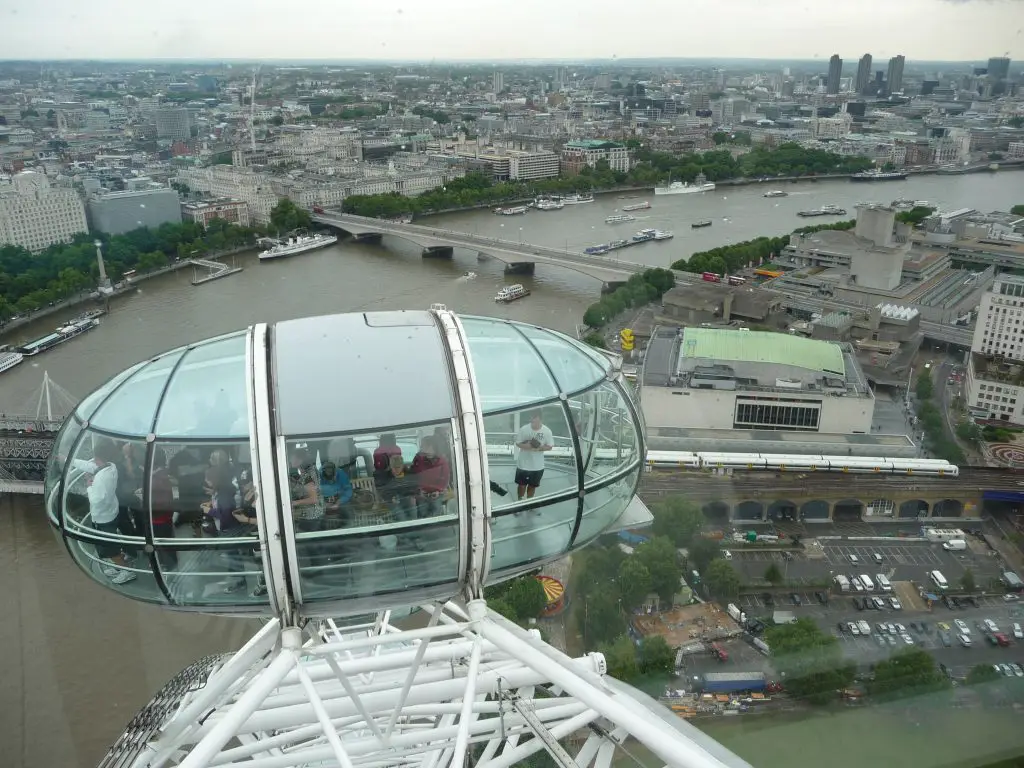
(560, 140), (630, 175)
(966, 274), (1024, 425)
(87, 188), (182, 235)
(0, 170), (88, 252)
(180, 198), (251, 228)
(640, 328), (875, 436)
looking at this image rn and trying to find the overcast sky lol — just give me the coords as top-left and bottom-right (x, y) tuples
(4, 0), (1022, 62)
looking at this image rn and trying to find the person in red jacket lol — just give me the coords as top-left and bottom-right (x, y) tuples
(410, 435), (450, 518)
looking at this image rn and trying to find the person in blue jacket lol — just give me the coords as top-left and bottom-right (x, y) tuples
(319, 460), (353, 517)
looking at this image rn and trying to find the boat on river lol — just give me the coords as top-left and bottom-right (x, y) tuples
(605, 214), (636, 224)
(494, 206), (529, 216)
(19, 316), (100, 357)
(495, 284), (530, 303)
(655, 172), (715, 195)
(797, 205), (847, 218)
(692, 220), (713, 228)
(534, 198), (564, 211)
(561, 193), (594, 205)
(621, 201), (651, 211)
(259, 233), (339, 260)
(850, 170), (908, 182)
(763, 190), (788, 198)
(0, 351), (24, 375)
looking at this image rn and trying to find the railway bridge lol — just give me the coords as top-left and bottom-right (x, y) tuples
(0, 373), (75, 494)
(637, 466), (1024, 524)
(311, 211), (663, 286)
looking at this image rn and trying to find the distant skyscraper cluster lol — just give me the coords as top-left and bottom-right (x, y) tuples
(827, 54), (842, 95)
(886, 55), (906, 95)
(855, 53), (872, 94)
(829, 52), (906, 96)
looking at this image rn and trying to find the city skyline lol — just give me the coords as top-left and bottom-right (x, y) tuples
(4, 0), (1023, 62)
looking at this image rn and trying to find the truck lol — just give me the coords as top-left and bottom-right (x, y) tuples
(701, 672), (767, 694)
(922, 527), (966, 543)
(727, 603), (746, 624)
(942, 539), (967, 551)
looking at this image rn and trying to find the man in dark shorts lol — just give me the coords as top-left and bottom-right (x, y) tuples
(514, 411), (554, 501)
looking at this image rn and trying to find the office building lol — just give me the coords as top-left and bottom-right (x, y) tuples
(967, 274), (1024, 425)
(640, 328), (874, 436)
(560, 140), (629, 175)
(827, 54), (843, 94)
(492, 72), (504, 94)
(886, 55), (906, 95)
(987, 57), (1011, 95)
(155, 108), (192, 141)
(855, 53), (873, 94)
(87, 188), (182, 235)
(452, 149), (559, 181)
(180, 199), (251, 229)
(0, 170), (88, 252)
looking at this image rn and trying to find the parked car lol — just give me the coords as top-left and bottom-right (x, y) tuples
(889, 597), (902, 610)
(959, 634), (972, 647)
(815, 591), (828, 605)
(955, 619), (970, 635)
(940, 632), (952, 647)
(790, 593), (801, 605)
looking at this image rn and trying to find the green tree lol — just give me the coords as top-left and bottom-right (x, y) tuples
(764, 562), (784, 586)
(581, 590), (626, 648)
(916, 370), (934, 401)
(895, 206), (936, 226)
(1011, 204), (1024, 216)
(956, 420), (982, 444)
(269, 198), (312, 233)
(638, 635), (676, 675)
(704, 559), (741, 598)
(617, 557), (653, 612)
(966, 663), (1001, 687)
(961, 568), (976, 593)
(686, 536), (721, 576)
(651, 496), (705, 547)
(635, 536), (682, 605)
(583, 303), (610, 329)
(583, 331), (607, 349)
(505, 576), (548, 621)
(602, 635), (640, 682)
(765, 618), (855, 704)
(868, 648), (951, 702)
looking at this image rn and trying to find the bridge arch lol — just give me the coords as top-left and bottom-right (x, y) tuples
(932, 499), (964, 518)
(832, 498), (864, 522)
(314, 216), (641, 284)
(800, 500), (831, 520)
(733, 501), (764, 521)
(767, 500), (799, 522)
(702, 501), (730, 525)
(899, 499), (929, 518)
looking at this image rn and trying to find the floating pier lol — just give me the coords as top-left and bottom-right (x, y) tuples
(190, 257), (243, 286)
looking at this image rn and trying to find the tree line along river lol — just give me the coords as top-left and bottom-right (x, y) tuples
(0, 170), (1022, 767)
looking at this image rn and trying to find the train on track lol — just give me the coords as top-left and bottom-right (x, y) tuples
(645, 451), (959, 477)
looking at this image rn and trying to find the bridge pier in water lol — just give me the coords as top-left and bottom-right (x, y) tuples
(352, 232), (383, 244)
(504, 262), (536, 276)
(422, 245), (454, 258)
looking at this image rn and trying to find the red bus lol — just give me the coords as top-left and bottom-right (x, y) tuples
(702, 272), (721, 283)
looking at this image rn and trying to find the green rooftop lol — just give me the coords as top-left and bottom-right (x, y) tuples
(564, 140), (624, 149)
(681, 328), (846, 376)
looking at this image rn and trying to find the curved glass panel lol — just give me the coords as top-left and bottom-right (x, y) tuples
(461, 317), (558, 411)
(285, 424), (461, 604)
(65, 534), (166, 603)
(154, 335), (248, 438)
(74, 361), (146, 422)
(586, 382), (641, 482)
(489, 495), (577, 574)
(575, 467), (641, 546)
(88, 350), (185, 436)
(516, 324), (605, 393)
(47, 417), (84, 524)
(483, 404), (576, 512)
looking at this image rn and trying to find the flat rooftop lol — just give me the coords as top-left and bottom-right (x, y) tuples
(680, 327), (846, 377)
(972, 352), (1024, 388)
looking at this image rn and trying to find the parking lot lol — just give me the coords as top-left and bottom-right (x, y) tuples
(728, 536), (1024, 670)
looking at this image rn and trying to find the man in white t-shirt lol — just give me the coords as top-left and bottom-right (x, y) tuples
(515, 411), (554, 500)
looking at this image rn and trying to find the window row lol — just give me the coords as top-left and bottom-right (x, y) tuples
(734, 402), (821, 430)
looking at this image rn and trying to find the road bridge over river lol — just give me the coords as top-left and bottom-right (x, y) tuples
(311, 211), (667, 285)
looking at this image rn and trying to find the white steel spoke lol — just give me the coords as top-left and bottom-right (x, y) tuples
(99, 602), (752, 768)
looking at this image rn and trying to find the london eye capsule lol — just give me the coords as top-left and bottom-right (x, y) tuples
(45, 309), (645, 618)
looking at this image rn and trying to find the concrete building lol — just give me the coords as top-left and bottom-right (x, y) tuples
(640, 327), (875, 437)
(155, 108), (192, 141)
(87, 188), (181, 235)
(560, 140), (630, 175)
(967, 273), (1024, 425)
(0, 170), (88, 252)
(827, 55), (843, 95)
(987, 57), (1011, 95)
(886, 55), (906, 94)
(855, 54), (873, 94)
(181, 199), (251, 229)
(449, 149), (559, 181)
(783, 205), (906, 291)
(492, 72), (504, 94)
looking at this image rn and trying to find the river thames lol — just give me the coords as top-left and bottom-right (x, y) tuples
(1, 170), (1022, 767)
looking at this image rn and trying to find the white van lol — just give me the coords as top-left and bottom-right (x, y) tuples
(860, 574), (875, 592)
(876, 574), (892, 592)
(942, 539), (967, 551)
